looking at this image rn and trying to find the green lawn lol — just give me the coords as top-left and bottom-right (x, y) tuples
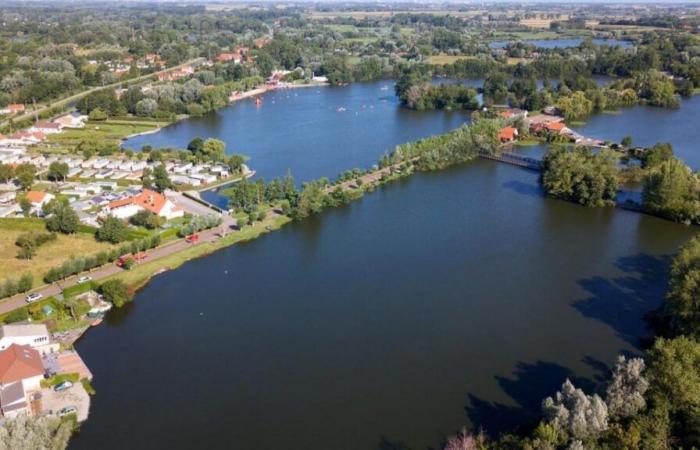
(48, 119), (166, 145)
(427, 55), (478, 65)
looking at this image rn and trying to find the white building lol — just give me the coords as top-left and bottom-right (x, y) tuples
(0, 324), (56, 353)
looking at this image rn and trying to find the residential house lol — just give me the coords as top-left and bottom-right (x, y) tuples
(106, 188), (184, 220)
(0, 104), (25, 115)
(53, 112), (87, 129)
(28, 121), (62, 134)
(8, 131), (45, 145)
(0, 324), (57, 354)
(0, 344), (45, 418)
(25, 191), (55, 209)
(498, 126), (519, 143)
(498, 108), (528, 120)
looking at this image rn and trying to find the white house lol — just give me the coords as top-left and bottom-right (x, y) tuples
(53, 112), (87, 129)
(25, 191), (55, 209)
(0, 324), (56, 354)
(28, 121), (62, 134)
(106, 188), (184, 220)
(0, 344), (46, 418)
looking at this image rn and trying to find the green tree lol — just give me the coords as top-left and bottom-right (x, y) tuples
(642, 143), (674, 169)
(642, 157), (699, 223)
(47, 161), (69, 182)
(646, 336), (700, 447)
(664, 236), (700, 337)
(541, 147), (619, 207)
(99, 279), (133, 308)
(88, 107), (107, 121)
(96, 216), (128, 244)
(187, 137), (204, 154)
(152, 165), (173, 192)
(201, 138), (226, 162)
(45, 203), (80, 234)
(15, 163), (36, 191)
(0, 163), (13, 183)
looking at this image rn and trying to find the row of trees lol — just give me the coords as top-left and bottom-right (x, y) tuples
(0, 273), (34, 300)
(43, 234), (161, 283)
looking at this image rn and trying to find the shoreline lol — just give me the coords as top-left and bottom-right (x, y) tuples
(121, 81), (331, 146)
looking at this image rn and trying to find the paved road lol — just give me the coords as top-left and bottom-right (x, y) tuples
(0, 219), (234, 315)
(0, 59), (200, 129)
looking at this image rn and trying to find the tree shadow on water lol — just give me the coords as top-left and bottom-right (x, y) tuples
(465, 360), (594, 437)
(573, 253), (671, 348)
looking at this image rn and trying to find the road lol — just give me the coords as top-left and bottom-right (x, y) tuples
(0, 214), (236, 315)
(0, 59), (201, 129)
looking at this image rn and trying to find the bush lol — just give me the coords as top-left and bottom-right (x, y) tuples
(96, 216), (128, 243)
(99, 279), (133, 308)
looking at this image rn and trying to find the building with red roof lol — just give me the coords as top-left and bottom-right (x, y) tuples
(498, 126), (519, 143)
(106, 188), (184, 220)
(0, 344), (44, 391)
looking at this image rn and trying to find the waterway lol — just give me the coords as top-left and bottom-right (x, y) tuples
(74, 80), (698, 450)
(489, 38), (633, 49)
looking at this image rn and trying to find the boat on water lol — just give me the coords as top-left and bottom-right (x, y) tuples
(255, 97), (262, 106)
(91, 318), (103, 327)
(336, 107), (346, 112)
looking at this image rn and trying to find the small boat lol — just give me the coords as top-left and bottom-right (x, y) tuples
(336, 107), (346, 112)
(255, 98), (262, 106)
(380, 86), (389, 91)
(91, 318), (103, 327)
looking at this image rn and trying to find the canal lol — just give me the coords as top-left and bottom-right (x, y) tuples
(75, 81), (699, 450)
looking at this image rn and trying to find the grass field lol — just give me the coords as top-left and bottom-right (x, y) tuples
(47, 119), (166, 146)
(427, 55), (477, 65)
(0, 219), (114, 286)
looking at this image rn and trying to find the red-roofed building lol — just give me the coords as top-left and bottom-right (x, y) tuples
(25, 191), (55, 208)
(546, 122), (567, 133)
(106, 189), (184, 220)
(0, 104), (25, 114)
(0, 344), (44, 391)
(498, 126), (519, 143)
(29, 120), (62, 134)
(8, 131), (45, 144)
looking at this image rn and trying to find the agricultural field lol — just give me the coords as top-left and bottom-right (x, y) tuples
(427, 55), (478, 64)
(0, 219), (114, 287)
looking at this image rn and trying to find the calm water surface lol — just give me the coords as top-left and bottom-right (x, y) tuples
(74, 81), (700, 450)
(489, 38), (632, 49)
(72, 162), (694, 450)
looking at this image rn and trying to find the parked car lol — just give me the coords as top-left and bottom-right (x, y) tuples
(54, 381), (73, 392)
(58, 405), (77, 417)
(77, 276), (92, 284)
(25, 293), (43, 303)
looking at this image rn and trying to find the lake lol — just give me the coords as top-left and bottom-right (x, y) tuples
(489, 38), (633, 49)
(74, 81), (699, 450)
(71, 162), (694, 450)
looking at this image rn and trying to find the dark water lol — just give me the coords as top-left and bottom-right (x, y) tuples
(72, 162), (694, 450)
(74, 82), (700, 450)
(489, 38), (632, 49)
(570, 96), (700, 169)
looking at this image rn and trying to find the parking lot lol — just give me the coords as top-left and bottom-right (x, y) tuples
(40, 382), (90, 422)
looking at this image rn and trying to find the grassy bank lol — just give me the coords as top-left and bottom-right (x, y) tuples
(105, 214), (291, 291)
